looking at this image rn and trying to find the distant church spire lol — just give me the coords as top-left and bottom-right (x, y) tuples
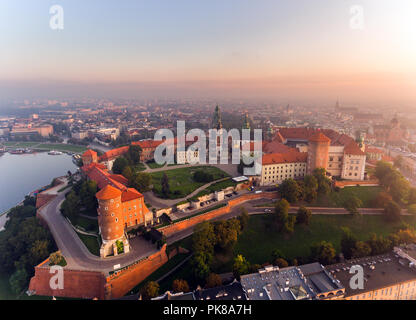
(242, 111), (251, 130)
(212, 105), (223, 130)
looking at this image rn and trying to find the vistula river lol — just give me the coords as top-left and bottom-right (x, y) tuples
(0, 152), (78, 218)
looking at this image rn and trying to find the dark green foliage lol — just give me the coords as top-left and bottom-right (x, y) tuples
(296, 206), (312, 225)
(193, 170), (214, 183)
(112, 156), (129, 174)
(278, 179), (302, 203)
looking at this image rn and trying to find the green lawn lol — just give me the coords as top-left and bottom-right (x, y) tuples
(133, 163), (146, 172)
(232, 214), (416, 267)
(151, 166), (229, 199)
(307, 186), (382, 208)
(76, 232), (100, 256)
(35, 143), (87, 153)
(147, 161), (165, 169)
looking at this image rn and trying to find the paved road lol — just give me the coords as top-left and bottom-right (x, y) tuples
(38, 191), (158, 274)
(143, 177), (231, 209)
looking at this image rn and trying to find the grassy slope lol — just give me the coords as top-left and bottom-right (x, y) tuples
(151, 166), (229, 199)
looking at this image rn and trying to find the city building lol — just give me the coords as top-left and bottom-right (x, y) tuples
(194, 281), (247, 301)
(240, 263), (344, 300)
(327, 248), (416, 300)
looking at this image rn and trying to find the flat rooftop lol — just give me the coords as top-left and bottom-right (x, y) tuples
(326, 252), (416, 297)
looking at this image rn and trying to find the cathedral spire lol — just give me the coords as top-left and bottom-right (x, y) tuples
(242, 111), (251, 130)
(212, 105), (223, 130)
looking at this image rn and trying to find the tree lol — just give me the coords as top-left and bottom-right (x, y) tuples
(193, 170), (214, 183)
(140, 281), (159, 300)
(238, 207), (249, 230)
(161, 173), (170, 196)
(340, 227), (357, 260)
(172, 279), (190, 293)
(373, 191), (392, 208)
(191, 222), (216, 279)
(61, 191), (80, 221)
(296, 206), (312, 225)
(112, 156), (129, 174)
(271, 249), (286, 262)
(9, 268), (28, 295)
(384, 200), (402, 222)
(79, 180), (98, 213)
(274, 258), (289, 268)
(232, 254), (250, 279)
(214, 219), (241, 250)
(274, 199), (295, 234)
(129, 172), (152, 193)
(394, 155), (404, 169)
(122, 166), (133, 181)
(374, 161), (394, 188)
(313, 168), (331, 195)
(310, 241), (336, 265)
(351, 241), (372, 258)
(408, 188), (416, 205)
(205, 273), (222, 288)
(408, 204), (416, 215)
(126, 145), (142, 165)
(367, 233), (392, 255)
(278, 179), (302, 203)
(303, 175), (318, 203)
(344, 195), (362, 216)
(49, 252), (66, 266)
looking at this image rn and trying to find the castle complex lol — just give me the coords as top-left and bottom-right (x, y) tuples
(258, 127), (366, 186)
(81, 150), (152, 257)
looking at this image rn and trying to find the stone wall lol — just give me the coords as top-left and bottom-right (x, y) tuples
(159, 192), (278, 237)
(29, 259), (106, 299)
(104, 244), (169, 299)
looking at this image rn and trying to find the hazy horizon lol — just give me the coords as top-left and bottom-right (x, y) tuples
(1, 1), (416, 107)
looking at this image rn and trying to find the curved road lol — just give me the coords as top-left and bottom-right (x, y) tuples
(38, 191), (157, 274)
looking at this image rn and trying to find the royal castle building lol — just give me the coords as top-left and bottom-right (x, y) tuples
(258, 128), (366, 186)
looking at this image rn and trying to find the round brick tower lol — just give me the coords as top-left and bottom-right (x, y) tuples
(307, 132), (331, 174)
(96, 185), (124, 241)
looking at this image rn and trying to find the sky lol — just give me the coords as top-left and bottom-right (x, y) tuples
(1, 0), (416, 106)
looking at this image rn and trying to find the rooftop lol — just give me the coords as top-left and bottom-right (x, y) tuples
(326, 252), (416, 297)
(194, 281), (247, 301)
(96, 184), (122, 200)
(262, 151), (308, 165)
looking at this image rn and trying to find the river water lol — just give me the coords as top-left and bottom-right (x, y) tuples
(0, 152), (78, 215)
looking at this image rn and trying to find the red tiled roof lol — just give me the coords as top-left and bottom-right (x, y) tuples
(132, 140), (163, 149)
(262, 151), (308, 165)
(81, 162), (107, 174)
(344, 141), (365, 155)
(121, 188), (143, 202)
(309, 132), (331, 143)
(99, 146), (129, 161)
(365, 146), (384, 154)
(109, 174), (129, 185)
(96, 185), (122, 200)
(263, 140), (295, 154)
(278, 128), (354, 147)
(82, 149), (97, 157)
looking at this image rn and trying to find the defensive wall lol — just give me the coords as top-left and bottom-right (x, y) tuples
(158, 191), (278, 237)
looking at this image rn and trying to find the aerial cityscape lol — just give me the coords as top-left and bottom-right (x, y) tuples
(1, 1), (416, 310)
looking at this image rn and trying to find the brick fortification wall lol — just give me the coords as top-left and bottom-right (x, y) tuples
(159, 192), (278, 237)
(105, 244), (169, 299)
(334, 179), (379, 189)
(29, 245), (169, 300)
(29, 260), (106, 299)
